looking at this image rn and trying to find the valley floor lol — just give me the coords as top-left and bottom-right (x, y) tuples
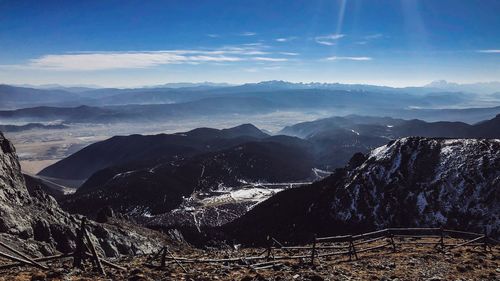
(1, 239), (498, 281)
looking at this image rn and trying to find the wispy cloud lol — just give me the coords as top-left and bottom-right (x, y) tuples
(279, 52), (299, 56)
(14, 44), (293, 71)
(477, 49), (500, 53)
(252, 57), (288, 62)
(243, 42), (263, 46)
(28, 51), (244, 70)
(325, 56), (372, 61)
(240, 31), (257, 36)
(364, 33), (383, 40)
(206, 34), (220, 38)
(276, 36), (298, 42)
(216, 45), (269, 55)
(315, 34), (345, 46)
(354, 33), (383, 45)
(243, 66), (282, 72)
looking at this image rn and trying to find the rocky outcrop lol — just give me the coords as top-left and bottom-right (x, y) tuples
(0, 132), (34, 238)
(0, 132), (167, 257)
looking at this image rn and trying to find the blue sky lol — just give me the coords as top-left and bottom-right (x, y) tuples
(0, 0), (499, 87)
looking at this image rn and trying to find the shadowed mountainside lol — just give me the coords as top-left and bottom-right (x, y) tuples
(39, 124), (270, 180)
(225, 137), (500, 245)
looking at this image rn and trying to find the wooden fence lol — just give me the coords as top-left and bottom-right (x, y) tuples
(0, 218), (125, 276)
(155, 227), (496, 271)
(0, 226), (497, 275)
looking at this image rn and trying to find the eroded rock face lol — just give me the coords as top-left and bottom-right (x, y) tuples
(0, 132), (167, 257)
(0, 132), (33, 237)
(329, 138), (500, 230)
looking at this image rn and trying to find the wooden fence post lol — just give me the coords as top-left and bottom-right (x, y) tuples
(160, 247), (167, 268)
(310, 234), (317, 266)
(483, 227), (489, 252)
(165, 247), (188, 273)
(348, 235), (358, 261)
(348, 235), (352, 261)
(388, 230), (396, 252)
(73, 218), (87, 268)
(72, 217), (105, 275)
(439, 226), (445, 251)
(265, 235), (272, 261)
(82, 222), (105, 275)
(272, 237), (293, 255)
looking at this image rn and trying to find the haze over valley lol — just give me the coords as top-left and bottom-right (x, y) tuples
(2, 80), (500, 175)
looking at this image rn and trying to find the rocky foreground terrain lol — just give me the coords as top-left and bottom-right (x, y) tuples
(0, 131), (169, 257)
(0, 238), (498, 280)
(2, 129), (500, 280)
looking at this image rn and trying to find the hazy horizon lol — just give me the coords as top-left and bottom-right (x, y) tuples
(6, 79), (500, 90)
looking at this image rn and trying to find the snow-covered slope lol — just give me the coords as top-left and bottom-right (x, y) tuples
(227, 137), (500, 244)
(146, 182), (309, 232)
(336, 137), (499, 229)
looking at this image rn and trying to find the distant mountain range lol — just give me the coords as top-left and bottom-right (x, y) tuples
(1, 80), (498, 112)
(0, 122), (68, 132)
(42, 114), (500, 182)
(148, 82), (233, 89)
(281, 113), (500, 139)
(425, 80), (500, 95)
(1, 87), (498, 125)
(12, 79), (500, 95)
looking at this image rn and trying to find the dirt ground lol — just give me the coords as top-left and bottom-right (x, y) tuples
(1, 238), (498, 281)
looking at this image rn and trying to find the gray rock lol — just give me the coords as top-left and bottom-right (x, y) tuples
(0, 131), (168, 257)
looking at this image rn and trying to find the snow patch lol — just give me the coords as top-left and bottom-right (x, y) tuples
(416, 192), (428, 213)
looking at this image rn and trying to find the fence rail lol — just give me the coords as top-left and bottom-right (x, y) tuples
(1, 225), (497, 276)
(157, 227), (496, 270)
(0, 218), (125, 276)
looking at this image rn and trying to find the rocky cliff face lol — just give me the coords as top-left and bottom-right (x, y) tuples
(0, 132), (166, 257)
(330, 137), (499, 230)
(0, 132), (34, 237)
(227, 137), (500, 244)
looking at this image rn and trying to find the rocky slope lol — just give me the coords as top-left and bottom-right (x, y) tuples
(226, 137), (500, 244)
(0, 131), (167, 257)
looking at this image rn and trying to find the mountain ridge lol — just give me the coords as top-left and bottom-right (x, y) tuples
(225, 137), (500, 244)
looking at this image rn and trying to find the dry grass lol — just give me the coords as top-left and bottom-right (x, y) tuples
(0, 239), (498, 281)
